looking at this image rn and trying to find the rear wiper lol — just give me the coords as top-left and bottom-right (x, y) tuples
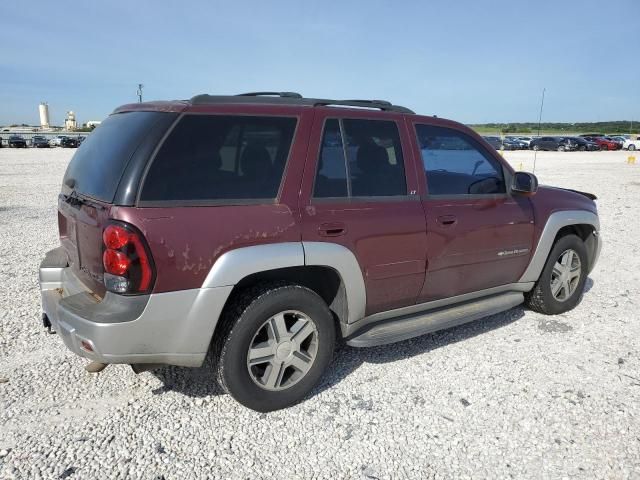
(62, 179), (84, 207)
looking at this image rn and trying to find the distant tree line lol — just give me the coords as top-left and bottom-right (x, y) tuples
(470, 121), (638, 134)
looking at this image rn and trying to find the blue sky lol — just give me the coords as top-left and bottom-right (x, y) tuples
(1, 0), (638, 126)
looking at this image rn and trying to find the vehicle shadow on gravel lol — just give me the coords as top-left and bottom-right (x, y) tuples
(149, 306), (527, 400)
(311, 306), (528, 397)
(150, 355), (224, 398)
(583, 277), (595, 293)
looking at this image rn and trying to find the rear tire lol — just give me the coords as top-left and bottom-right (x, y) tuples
(214, 283), (335, 412)
(533, 145), (539, 151)
(600, 144), (608, 151)
(557, 145), (565, 152)
(525, 234), (588, 315)
(629, 145), (636, 151)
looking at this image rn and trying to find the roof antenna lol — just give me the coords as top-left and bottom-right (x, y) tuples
(533, 87), (545, 173)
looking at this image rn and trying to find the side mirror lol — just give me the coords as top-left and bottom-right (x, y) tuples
(512, 171), (538, 195)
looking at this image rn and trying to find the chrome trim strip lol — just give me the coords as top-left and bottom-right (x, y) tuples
(518, 210), (600, 283)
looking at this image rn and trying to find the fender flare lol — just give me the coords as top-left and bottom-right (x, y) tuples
(202, 241), (366, 324)
(519, 210), (600, 283)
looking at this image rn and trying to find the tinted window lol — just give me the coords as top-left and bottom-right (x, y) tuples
(63, 111), (169, 202)
(141, 115), (297, 202)
(415, 125), (506, 196)
(313, 118), (406, 198)
(314, 119), (348, 197)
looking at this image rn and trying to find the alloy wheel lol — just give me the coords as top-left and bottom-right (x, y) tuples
(246, 310), (319, 391)
(550, 249), (582, 302)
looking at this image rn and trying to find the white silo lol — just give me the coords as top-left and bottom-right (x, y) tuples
(39, 103), (50, 129)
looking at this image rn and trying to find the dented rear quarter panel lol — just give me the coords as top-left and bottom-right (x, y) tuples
(111, 205), (301, 292)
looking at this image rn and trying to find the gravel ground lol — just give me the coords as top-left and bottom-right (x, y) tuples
(1, 148), (639, 479)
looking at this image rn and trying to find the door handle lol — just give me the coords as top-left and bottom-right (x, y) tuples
(436, 215), (458, 227)
(318, 222), (347, 237)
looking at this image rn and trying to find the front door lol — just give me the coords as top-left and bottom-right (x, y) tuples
(410, 122), (535, 302)
(300, 110), (427, 316)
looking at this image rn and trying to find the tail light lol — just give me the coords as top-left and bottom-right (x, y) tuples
(102, 222), (155, 294)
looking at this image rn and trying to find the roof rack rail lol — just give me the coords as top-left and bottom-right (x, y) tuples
(236, 91), (303, 98)
(313, 99), (414, 114)
(189, 93), (414, 114)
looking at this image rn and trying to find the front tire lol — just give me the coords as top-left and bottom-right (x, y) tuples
(629, 145), (636, 151)
(557, 145), (565, 152)
(214, 283), (335, 412)
(525, 234), (588, 315)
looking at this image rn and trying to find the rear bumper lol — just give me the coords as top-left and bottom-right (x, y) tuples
(39, 247), (232, 367)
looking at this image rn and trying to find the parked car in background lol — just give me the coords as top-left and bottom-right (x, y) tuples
(516, 136), (533, 147)
(49, 136), (67, 147)
(8, 135), (28, 148)
(482, 136), (503, 150)
(60, 137), (79, 148)
(38, 91), (602, 411)
(579, 133), (605, 138)
(504, 137), (528, 150)
(31, 136), (51, 148)
(624, 137), (640, 151)
(603, 136), (624, 149)
(529, 136), (577, 152)
(582, 136), (621, 151)
(567, 137), (599, 151)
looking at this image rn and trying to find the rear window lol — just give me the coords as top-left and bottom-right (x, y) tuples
(313, 118), (407, 198)
(140, 115), (297, 203)
(63, 111), (168, 202)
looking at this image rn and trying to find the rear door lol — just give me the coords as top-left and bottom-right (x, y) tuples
(300, 109), (427, 316)
(410, 120), (535, 302)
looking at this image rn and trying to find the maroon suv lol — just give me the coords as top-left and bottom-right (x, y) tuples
(39, 92), (601, 411)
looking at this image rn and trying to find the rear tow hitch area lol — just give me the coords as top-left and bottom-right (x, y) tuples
(42, 313), (56, 334)
(85, 362), (109, 373)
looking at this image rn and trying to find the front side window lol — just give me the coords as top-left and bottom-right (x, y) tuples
(140, 115), (297, 202)
(313, 118), (407, 198)
(415, 124), (506, 196)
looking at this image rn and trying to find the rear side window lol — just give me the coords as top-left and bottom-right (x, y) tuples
(313, 118), (407, 198)
(140, 115), (297, 203)
(63, 112), (168, 202)
(315, 119), (348, 197)
(415, 125), (506, 196)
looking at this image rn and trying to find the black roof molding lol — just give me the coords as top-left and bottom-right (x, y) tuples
(312, 99), (413, 113)
(189, 93), (414, 114)
(236, 91), (303, 98)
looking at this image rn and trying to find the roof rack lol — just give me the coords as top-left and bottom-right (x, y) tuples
(236, 91), (303, 98)
(313, 99), (413, 113)
(189, 93), (414, 114)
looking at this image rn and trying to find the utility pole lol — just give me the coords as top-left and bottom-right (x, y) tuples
(533, 87), (546, 174)
(137, 84), (144, 103)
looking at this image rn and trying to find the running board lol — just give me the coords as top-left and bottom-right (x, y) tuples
(346, 291), (524, 348)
